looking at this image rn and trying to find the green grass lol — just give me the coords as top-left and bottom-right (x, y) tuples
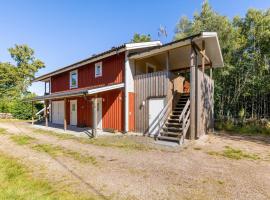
(0, 153), (98, 200)
(0, 128), (7, 134)
(10, 135), (36, 145)
(207, 146), (260, 160)
(32, 128), (153, 151)
(86, 136), (152, 151)
(32, 144), (98, 165)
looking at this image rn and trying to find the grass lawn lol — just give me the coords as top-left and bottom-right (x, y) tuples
(0, 153), (97, 200)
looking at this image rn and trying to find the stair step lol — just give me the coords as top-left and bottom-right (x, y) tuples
(163, 126), (182, 131)
(168, 119), (179, 123)
(158, 135), (181, 142)
(165, 122), (182, 126)
(160, 131), (183, 136)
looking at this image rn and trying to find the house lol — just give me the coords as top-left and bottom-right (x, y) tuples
(31, 32), (223, 144)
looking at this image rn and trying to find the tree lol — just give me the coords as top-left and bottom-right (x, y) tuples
(131, 33), (151, 43)
(174, 0), (270, 120)
(0, 45), (44, 117)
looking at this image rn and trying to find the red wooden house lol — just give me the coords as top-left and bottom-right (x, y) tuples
(31, 32), (223, 144)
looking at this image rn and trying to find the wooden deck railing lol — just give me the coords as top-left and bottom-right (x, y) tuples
(178, 99), (190, 145)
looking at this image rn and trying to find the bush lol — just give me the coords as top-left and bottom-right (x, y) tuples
(10, 100), (38, 120)
(215, 119), (270, 136)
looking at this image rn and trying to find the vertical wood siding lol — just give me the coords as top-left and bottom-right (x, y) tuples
(60, 89), (124, 131)
(51, 53), (125, 93)
(197, 69), (214, 137)
(128, 92), (135, 131)
(134, 71), (172, 133)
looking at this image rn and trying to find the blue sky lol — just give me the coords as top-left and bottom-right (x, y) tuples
(0, 0), (269, 95)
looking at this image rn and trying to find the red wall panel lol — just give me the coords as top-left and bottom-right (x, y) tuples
(51, 53), (125, 93)
(61, 89), (124, 131)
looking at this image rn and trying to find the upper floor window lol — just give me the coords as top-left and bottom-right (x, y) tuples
(95, 62), (102, 77)
(70, 70), (78, 88)
(45, 80), (50, 95)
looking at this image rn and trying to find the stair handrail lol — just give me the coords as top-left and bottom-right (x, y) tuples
(156, 94), (174, 137)
(178, 99), (190, 144)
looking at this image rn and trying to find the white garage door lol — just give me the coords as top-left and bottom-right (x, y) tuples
(52, 101), (64, 125)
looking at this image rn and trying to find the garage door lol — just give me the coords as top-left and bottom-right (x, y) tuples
(52, 101), (64, 124)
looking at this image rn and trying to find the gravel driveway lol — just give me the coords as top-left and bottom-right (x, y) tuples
(0, 121), (269, 200)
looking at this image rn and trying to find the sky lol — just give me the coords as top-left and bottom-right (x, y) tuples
(0, 0), (269, 95)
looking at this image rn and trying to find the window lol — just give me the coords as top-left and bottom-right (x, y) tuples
(70, 70), (78, 88)
(95, 62), (102, 77)
(45, 81), (50, 95)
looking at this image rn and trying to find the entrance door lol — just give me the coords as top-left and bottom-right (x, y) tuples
(52, 101), (64, 124)
(70, 100), (77, 126)
(148, 98), (164, 136)
(96, 98), (102, 129)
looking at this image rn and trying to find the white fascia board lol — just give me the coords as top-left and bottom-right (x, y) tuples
(87, 83), (124, 95)
(125, 41), (162, 50)
(199, 32), (224, 67)
(129, 39), (191, 60)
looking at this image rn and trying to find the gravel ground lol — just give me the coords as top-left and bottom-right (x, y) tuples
(0, 121), (269, 200)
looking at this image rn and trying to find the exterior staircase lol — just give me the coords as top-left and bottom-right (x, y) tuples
(157, 93), (190, 144)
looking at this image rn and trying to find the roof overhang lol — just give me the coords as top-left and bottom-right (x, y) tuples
(33, 41), (162, 82)
(27, 83), (124, 101)
(129, 32), (224, 68)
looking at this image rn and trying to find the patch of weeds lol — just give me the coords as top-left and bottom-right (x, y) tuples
(217, 180), (224, 185)
(207, 146), (260, 160)
(32, 144), (97, 165)
(193, 147), (202, 150)
(32, 128), (75, 140)
(0, 153), (98, 200)
(32, 128), (154, 151)
(223, 146), (260, 160)
(207, 151), (220, 156)
(87, 136), (152, 151)
(0, 128), (7, 134)
(10, 135), (35, 145)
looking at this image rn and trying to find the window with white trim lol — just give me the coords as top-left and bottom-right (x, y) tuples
(70, 70), (78, 88)
(95, 62), (102, 77)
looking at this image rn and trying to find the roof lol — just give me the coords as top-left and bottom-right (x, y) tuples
(129, 32), (224, 68)
(27, 83), (125, 101)
(33, 41), (162, 82)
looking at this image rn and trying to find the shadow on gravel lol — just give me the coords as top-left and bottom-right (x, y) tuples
(215, 131), (270, 146)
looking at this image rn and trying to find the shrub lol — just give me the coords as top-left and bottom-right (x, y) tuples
(10, 100), (37, 120)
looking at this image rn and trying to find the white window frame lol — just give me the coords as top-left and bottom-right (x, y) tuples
(69, 70), (78, 89)
(146, 63), (156, 73)
(95, 62), (102, 78)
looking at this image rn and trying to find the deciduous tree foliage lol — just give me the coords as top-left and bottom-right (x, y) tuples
(131, 33), (152, 43)
(0, 45), (44, 119)
(175, 1), (270, 120)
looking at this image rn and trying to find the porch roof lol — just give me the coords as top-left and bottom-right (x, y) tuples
(129, 32), (224, 69)
(27, 83), (124, 101)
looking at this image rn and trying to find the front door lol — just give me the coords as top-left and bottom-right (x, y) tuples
(70, 100), (77, 126)
(148, 98), (164, 136)
(96, 98), (102, 129)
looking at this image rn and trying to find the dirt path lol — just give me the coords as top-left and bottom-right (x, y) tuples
(0, 121), (269, 200)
